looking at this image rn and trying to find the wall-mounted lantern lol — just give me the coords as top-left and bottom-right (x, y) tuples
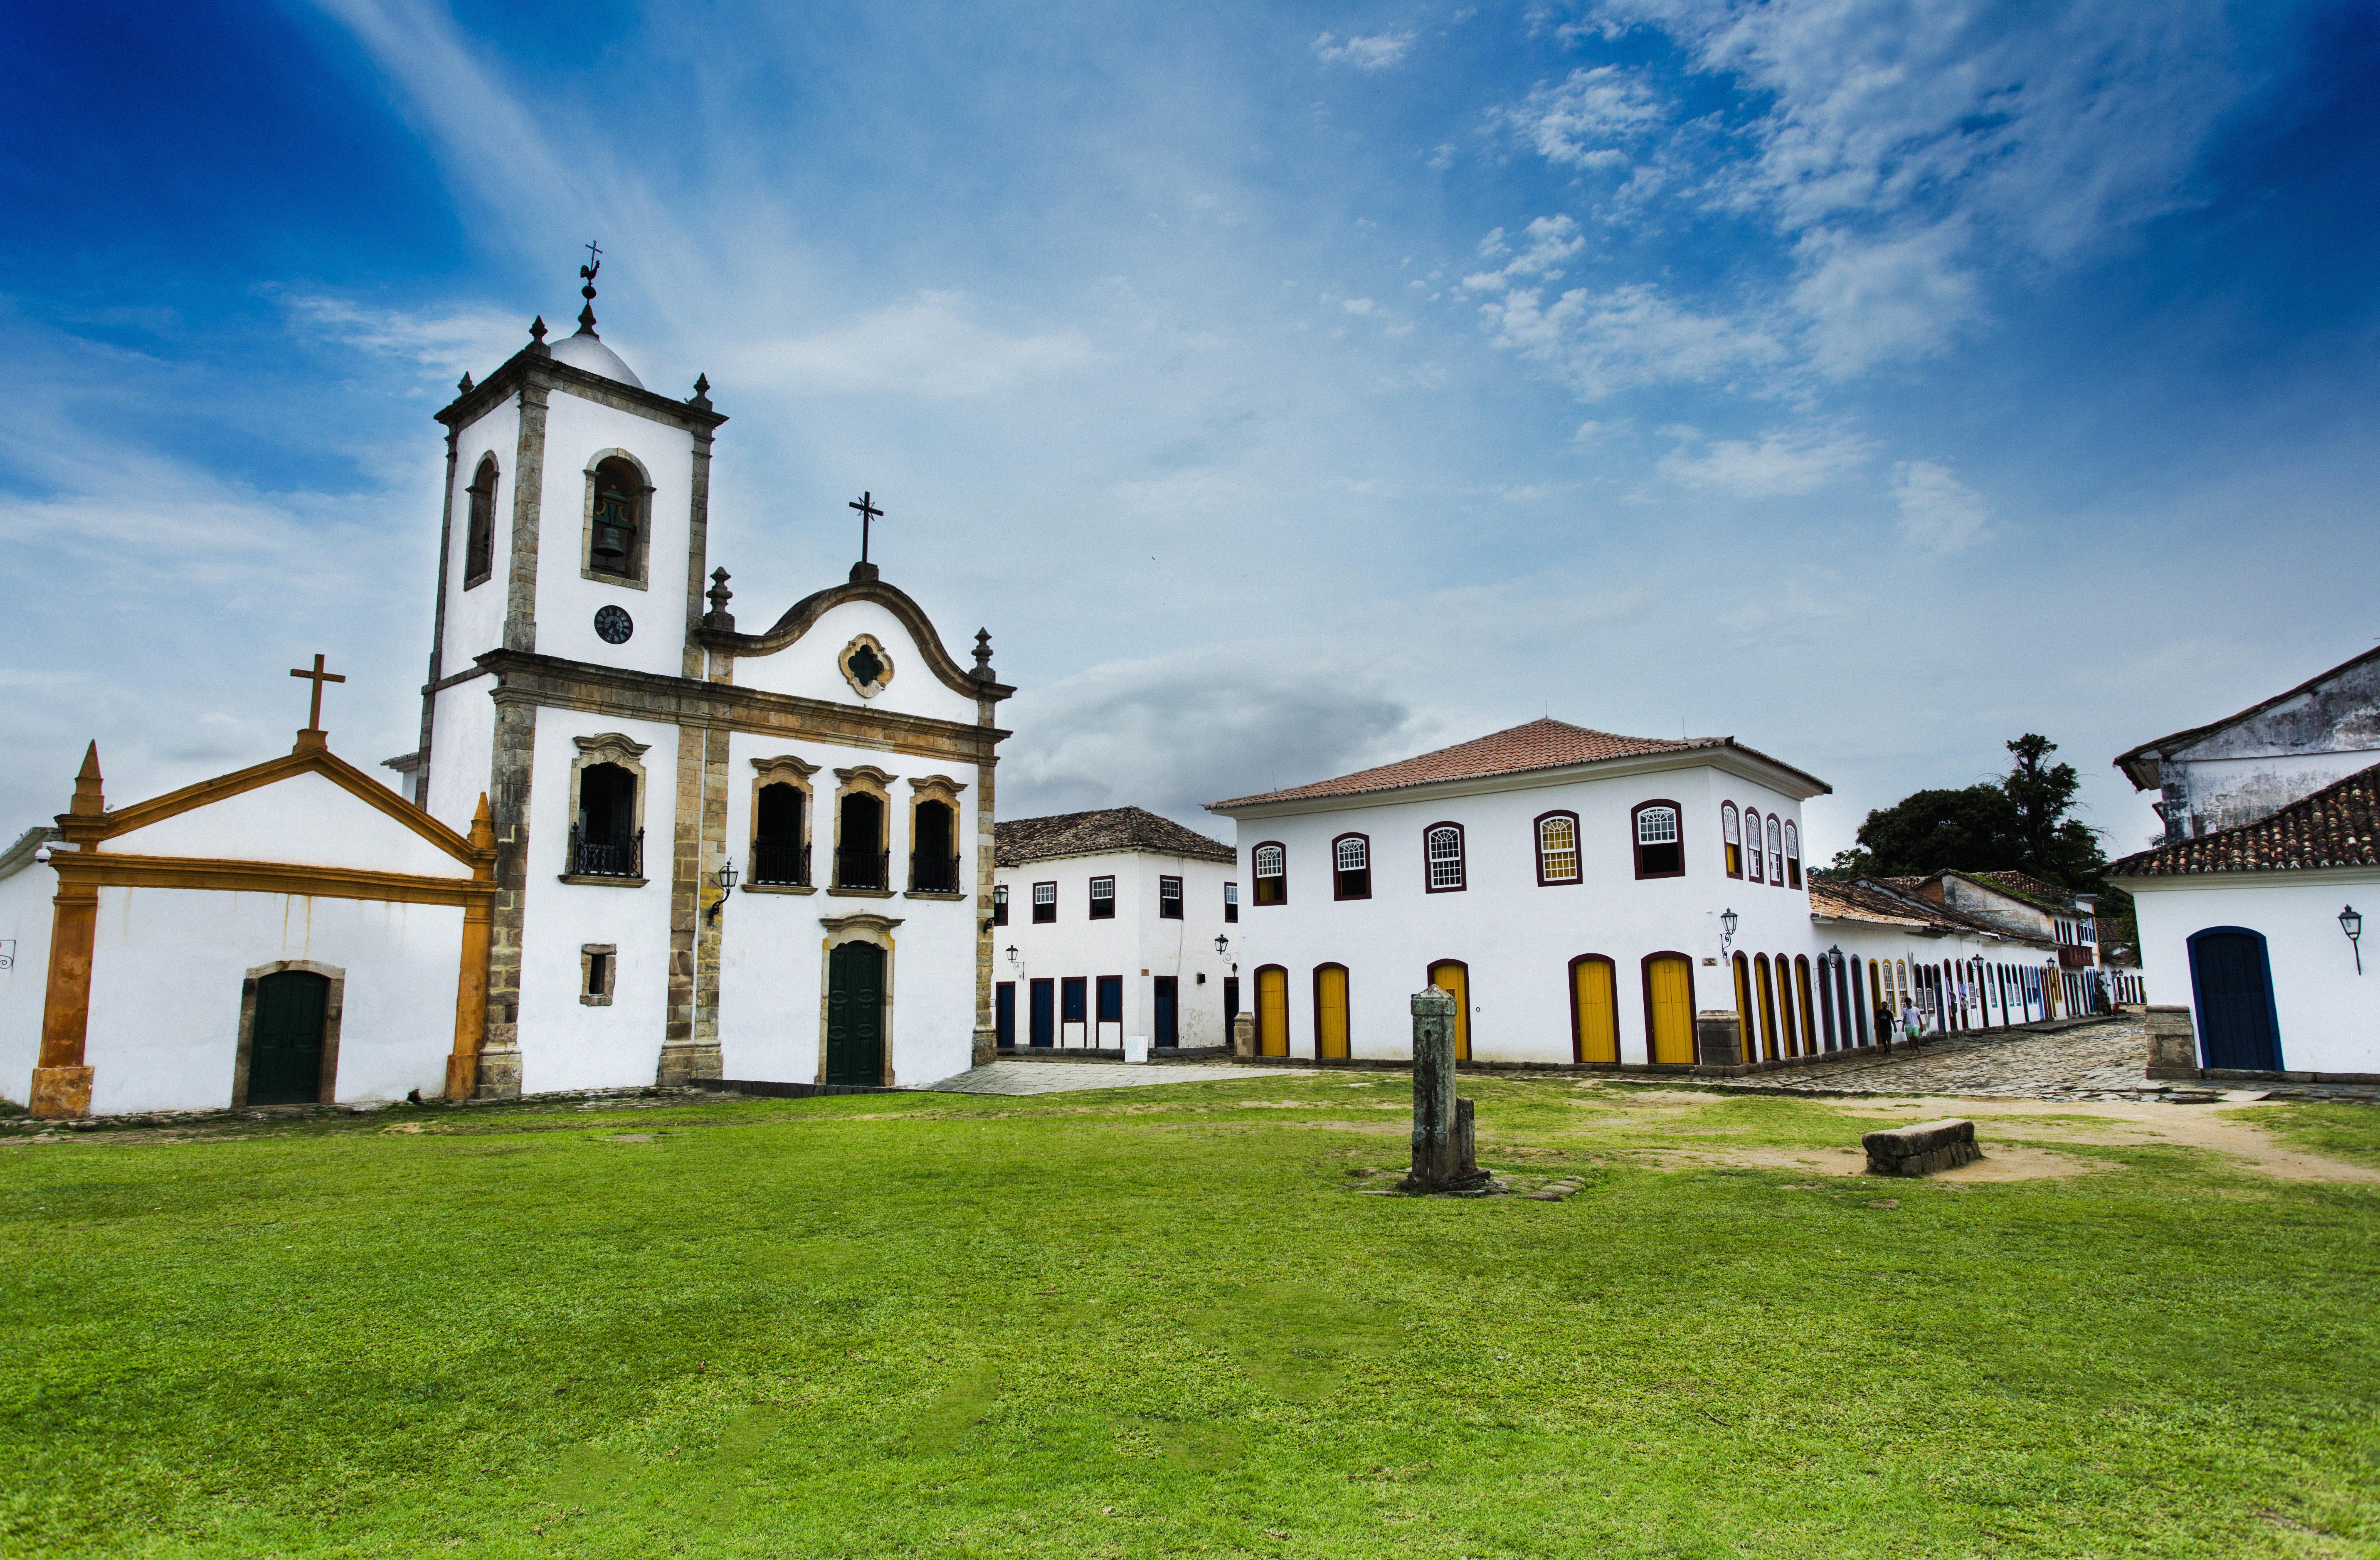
(2342, 905), (2363, 974)
(1719, 908), (1739, 958)
(1005, 943), (1021, 975)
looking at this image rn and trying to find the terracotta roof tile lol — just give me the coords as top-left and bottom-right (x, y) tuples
(995, 807), (1235, 868)
(1808, 874), (2037, 941)
(2108, 760), (2380, 877)
(1209, 718), (1828, 810)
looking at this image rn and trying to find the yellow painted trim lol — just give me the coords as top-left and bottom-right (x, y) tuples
(74, 746), (491, 871)
(51, 852), (497, 908)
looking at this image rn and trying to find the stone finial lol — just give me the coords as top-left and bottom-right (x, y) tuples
(575, 302), (599, 337)
(469, 792), (496, 857)
(69, 741), (104, 817)
(456, 371), (474, 395)
(702, 567), (735, 630)
(972, 628), (995, 680)
(528, 315), (550, 354)
(690, 373), (712, 409)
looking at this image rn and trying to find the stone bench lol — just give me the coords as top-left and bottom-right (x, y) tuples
(1862, 1118), (1980, 1177)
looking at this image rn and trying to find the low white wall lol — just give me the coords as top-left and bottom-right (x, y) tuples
(80, 886), (463, 1113)
(2128, 869), (2380, 1074)
(0, 846), (57, 1106)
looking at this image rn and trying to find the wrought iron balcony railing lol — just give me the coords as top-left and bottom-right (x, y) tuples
(750, 838), (810, 886)
(910, 852), (962, 893)
(570, 826), (643, 879)
(834, 848), (889, 891)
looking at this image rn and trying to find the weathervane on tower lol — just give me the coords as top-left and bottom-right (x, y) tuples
(577, 240), (602, 332)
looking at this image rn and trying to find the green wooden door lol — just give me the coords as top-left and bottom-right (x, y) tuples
(826, 942), (885, 1086)
(249, 971), (329, 1105)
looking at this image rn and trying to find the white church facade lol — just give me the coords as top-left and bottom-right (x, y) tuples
(2, 272), (1011, 1116)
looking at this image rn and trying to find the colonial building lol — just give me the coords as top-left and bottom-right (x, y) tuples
(2107, 762), (2379, 1079)
(2116, 644), (2380, 843)
(1874, 869), (2131, 1015)
(1, 270), (1012, 1116)
(990, 807), (1239, 1052)
(1206, 719), (1835, 1066)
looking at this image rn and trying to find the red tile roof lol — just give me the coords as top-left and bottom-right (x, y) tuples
(1209, 718), (1828, 810)
(995, 807), (1235, 867)
(2108, 760), (2380, 877)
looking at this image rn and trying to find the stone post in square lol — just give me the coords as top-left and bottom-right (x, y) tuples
(1401, 986), (1487, 1192)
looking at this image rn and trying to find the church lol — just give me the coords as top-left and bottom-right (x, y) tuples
(0, 267), (1011, 1117)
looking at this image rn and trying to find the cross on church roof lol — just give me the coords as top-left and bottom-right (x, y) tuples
(289, 653), (346, 751)
(849, 491), (884, 565)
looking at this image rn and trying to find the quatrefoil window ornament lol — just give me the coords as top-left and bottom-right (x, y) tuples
(838, 634), (894, 699)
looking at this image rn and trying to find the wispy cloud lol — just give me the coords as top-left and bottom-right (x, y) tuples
(734, 291), (1099, 398)
(1477, 281), (1783, 400)
(1499, 65), (1666, 171)
(1660, 426), (1875, 496)
(1892, 459), (1993, 552)
(1313, 30), (1416, 71)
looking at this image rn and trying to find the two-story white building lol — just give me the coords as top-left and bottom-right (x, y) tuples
(1205, 719), (1835, 1066)
(991, 807), (1239, 1052)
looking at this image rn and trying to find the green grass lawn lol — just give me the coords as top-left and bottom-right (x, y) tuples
(2, 1076), (2376, 1558)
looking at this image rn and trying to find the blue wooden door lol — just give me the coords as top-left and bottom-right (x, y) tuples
(1152, 977), (1177, 1047)
(995, 982), (1015, 1049)
(1029, 979), (1054, 1047)
(2188, 928), (2281, 1071)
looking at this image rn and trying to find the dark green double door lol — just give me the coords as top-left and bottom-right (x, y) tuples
(249, 970), (330, 1105)
(826, 942), (885, 1086)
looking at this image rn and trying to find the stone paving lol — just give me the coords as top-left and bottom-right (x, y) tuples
(916, 1059), (1311, 1096)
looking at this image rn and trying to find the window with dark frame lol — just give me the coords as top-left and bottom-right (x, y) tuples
(1766, 814), (1784, 884)
(585, 950), (608, 996)
(1632, 801), (1684, 879)
(1424, 823), (1465, 892)
(992, 883), (1009, 926)
(1089, 876), (1116, 919)
(588, 456), (643, 579)
(1535, 811), (1581, 885)
(1031, 881), (1057, 923)
(1721, 802), (1742, 878)
(464, 455), (498, 587)
(1744, 809), (1765, 882)
(1158, 875), (1183, 919)
(1332, 834), (1371, 900)
(1253, 844), (1285, 905)
(1783, 819), (1802, 888)
(752, 782), (806, 886)
(1224, 881), (1238, 921)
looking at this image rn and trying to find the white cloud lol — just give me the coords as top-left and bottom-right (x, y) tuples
(1477, 282), (1784, 400)
(1660, 427), (1875, 496)
(1892, 459), (1992, 551)
(1501, 65), (1666, 171)
(1312, 30), (1415, 71)
(1789, 218), (1984, 375)
(277, 293), (525, 379)
(734, 291), (1098, 398)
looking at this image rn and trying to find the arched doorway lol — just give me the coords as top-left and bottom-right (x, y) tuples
(1570, 955), (1619, 1064)
(1313, 964), (1350, 1059)
(1255, 966), (1290, 1057)
(826, 940), (886, 1084)
(246, 969), (331, 1105)
(2188, 928), (2281, 1071)
(1427, 960), (1471, 1060)
(1642, 953), (1696, 1065)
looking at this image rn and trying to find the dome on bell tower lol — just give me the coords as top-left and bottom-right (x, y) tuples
(547, 244), (643, 388)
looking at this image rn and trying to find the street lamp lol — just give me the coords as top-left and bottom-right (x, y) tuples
(2342, 905), (2364, 974)
(1719, 908), (1738, 958)
(1005, 943), (1021, 974)
(1213, 933), (1231, 957)
(706, 856), (737, 921)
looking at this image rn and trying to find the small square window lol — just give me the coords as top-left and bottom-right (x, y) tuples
(1032, 881), (1057, 924)
(1158, 876), (1183, 919)
(1089, 876), (1116, 919)
(1224, 881), (1239, 922)
(580, 943), (617, 1007)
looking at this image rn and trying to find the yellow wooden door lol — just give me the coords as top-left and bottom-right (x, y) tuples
(1429, 962), (1470, 1060)
(1572, 958), (1618, 1064)
(1315, 965), (1349, 1059)
(1256, 968), (1289, 1057)
(1646, 954), (1695, 1064)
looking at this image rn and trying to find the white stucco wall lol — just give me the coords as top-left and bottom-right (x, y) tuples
(0, 846), (57, 1107)
(992, 849), (1238, 1049)
(713, 730), (984, 1088)
(439, 397), (520, 676)
(424, 678), (499, 840)
(104, 771), (474, 880)
(730, 597), (984, 728)
(1222, 763), (1821, 1063)
(2124, 868), (2380, 1074)
(530, 394), (698, 679)
(79, 885), (464, 1114)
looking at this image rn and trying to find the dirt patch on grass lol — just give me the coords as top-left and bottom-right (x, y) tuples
(1646, 1142), (2111, 1182)
(1826, 1098), (2380, 1184)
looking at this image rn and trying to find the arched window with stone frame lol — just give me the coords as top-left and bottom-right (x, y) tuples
(830, 765), (897, 893)
(906, 775), (968, 896)
(463, 454), (499, 589)
(564, 733), (651, 882)
(1536, 810), (1581, 886)
(748, 754), (819, 889)
(581, 450), (653, 588)
(1331, 832), (1371, 900)
(1744, 809), (1764, 883)
(1423, 822), (1465, 893)
(1631, 800), (1684, 879)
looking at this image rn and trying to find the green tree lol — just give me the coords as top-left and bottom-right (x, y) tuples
(1833, 733), (2107, 888)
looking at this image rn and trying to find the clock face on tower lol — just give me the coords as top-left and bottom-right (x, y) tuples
(594, 605), (634, 644)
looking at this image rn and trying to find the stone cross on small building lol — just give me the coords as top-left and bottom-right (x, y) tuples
(289, 653), (346, 751)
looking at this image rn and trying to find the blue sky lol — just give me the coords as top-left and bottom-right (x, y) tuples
(4, 0), (2376, 859)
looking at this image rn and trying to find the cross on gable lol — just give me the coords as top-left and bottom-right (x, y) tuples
(848, 491), (884, 564)
(289, 653), (347, 748)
